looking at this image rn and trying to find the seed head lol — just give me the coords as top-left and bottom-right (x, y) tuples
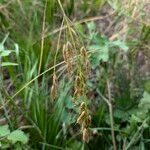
(83, 128), (90, 143)
(50, 84), (57, 100)
(79, 102), (86, 112)
(86, 115), (92, 125)
(52, 73), (58, 86)
(77, 111), (86, 124)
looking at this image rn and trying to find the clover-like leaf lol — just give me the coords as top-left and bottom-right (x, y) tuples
(139, 91), (150, 110)
(0, 125), (10, 137)
(7, 130), (28, 144)
(110, 40), (128, 52)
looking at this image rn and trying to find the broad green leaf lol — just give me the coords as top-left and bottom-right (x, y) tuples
(114, 109), (129, 121)
(88, 45), (101, 51)
(139, 91), (150, 109)
(131, 114), (142, 123)
(67, 141), (82, 150)
(89, 44), (109, 68)
(0, 142), (10, 149)
(94, 35), (109, 46)
(7, 130), (28, 144)
(90, 45), (109, 61)
(99, 46), (109, 62)
(87, 21), (96, 32)
(1, 62), (18, 67)
(144, 80), (150, 93)
(0, 125), (10, 137)
(110, 40), (129, 52)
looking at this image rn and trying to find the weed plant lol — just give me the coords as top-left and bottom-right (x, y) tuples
(0, 0), (150, 150)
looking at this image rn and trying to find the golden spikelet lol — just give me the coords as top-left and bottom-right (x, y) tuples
(86, 115), (92, 125)
(82, 128), (90, 143)
(62, 42), (74, 74)
(79, 102), (86, 112)
(80, 47), (87, 59)
(63, 44), (67, 63)
(66, 41), (74, 57)
(73, 88), (79, 98)
(80, 47), (91, 75)
(50, 84), (57, 100)
(51, 73), (58, 100)
(75, 76), (81, 86)
(52, 73), (58, 85)
(76, 116), (83, 125)
(85, 62), (91, 75)
(77, 111), (86, 124)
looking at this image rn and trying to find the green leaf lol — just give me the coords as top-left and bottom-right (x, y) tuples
(87, 21), (96, 32)
(0, 50), (14, 57)
(65, 96), (75, 109)
(114, 109), (129, 121)
(88, 45), (101, 51)
(7, 130), (28, 144)
(110, 40), (129, 52)
(131, 114), (142, 123)
(99, 46), (109, 62)
(0, 125), (10, 137)
(1, 62), (18, 67)
(139, 91), (150, 109)
(144, 80), (150, 93)
(89, 45), (109, 67)
(0, 142), (10, 149)
(0, 43), (4, 51)
(75, 24), (84, 36)
(67, 141), (82, 150)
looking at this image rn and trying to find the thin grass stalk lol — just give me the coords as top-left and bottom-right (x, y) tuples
(107, 79), (117, 150)
(53, 18), (65, 73)
(38, 0), (48, 74)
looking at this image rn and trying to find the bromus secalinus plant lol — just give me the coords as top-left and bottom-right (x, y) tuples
(51, 0), (92, 143)
(1, 0), (150, 149)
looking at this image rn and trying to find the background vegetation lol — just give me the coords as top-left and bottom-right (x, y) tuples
(0, 0), (150, 149)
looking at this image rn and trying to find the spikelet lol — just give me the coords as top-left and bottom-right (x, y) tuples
(51, 73), (58, 100)
(82, 128), (90, 143)
(73, 88), (79, 99)
(66, 41), (74, 58)
(86, 115), (92, 125)
(75, 76), (81, 87)
(79, 102), (86, 112)
(80, 47), (91, 75)
(50, 84), (57, 100)
(63, 44), (67, 63)
(62, 42), (74, 74)
(52, 73), (58, 85)
(80, 47), (87, 60)
(77, 111), (86, 124)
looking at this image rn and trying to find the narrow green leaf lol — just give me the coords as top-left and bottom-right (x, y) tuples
(0, 50), (14, 57)
(1, 62), (18, 67)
